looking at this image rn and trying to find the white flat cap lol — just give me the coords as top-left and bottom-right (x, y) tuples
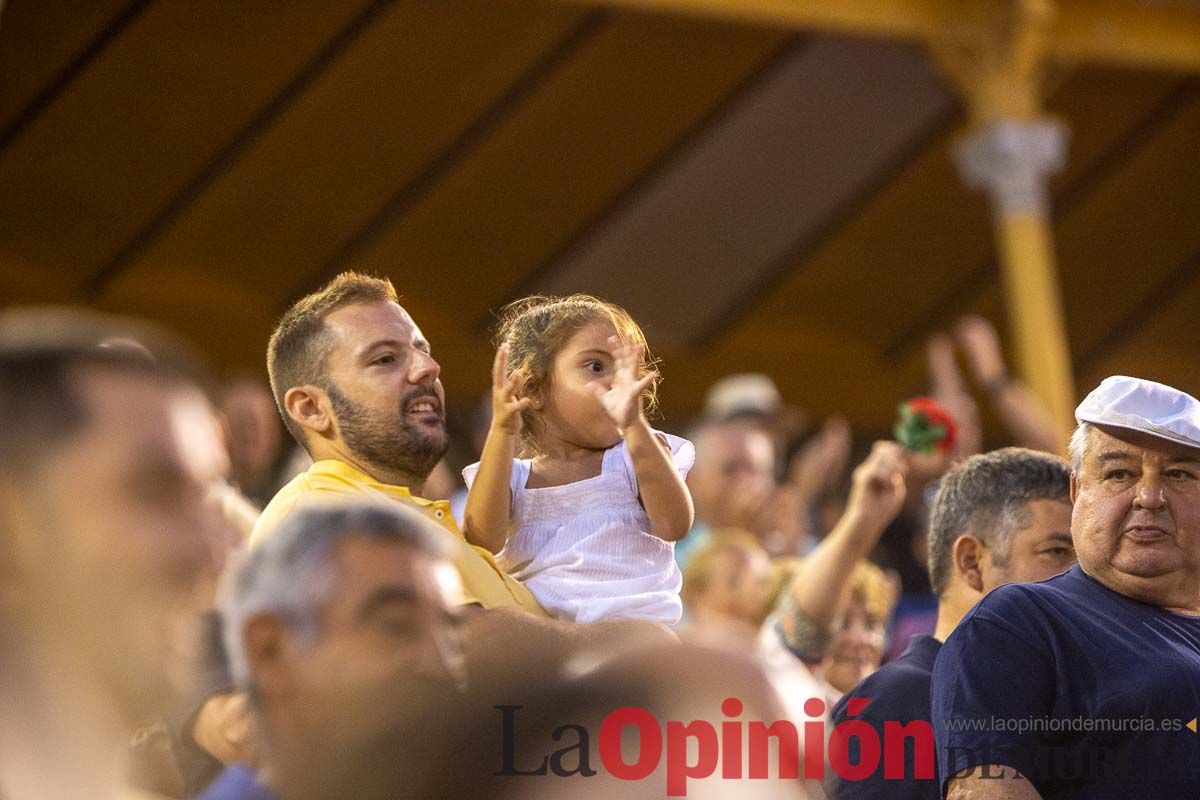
(1075, 375), (1200, 450)
(703, 373), (783, 420)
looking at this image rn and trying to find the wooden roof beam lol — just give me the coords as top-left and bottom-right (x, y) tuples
(550, 0), (949, 41)
(1053, 0), (1200, 75)
(556, 0), (1200, 74)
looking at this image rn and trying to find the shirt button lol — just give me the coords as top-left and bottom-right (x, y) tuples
(434, 509), (445, 519)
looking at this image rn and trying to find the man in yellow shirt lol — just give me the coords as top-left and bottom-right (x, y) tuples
(256, 271), (545, 616)
(186, 274), (679, 777)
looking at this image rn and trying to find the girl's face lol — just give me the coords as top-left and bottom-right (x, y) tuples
(539, 321), (625, 450)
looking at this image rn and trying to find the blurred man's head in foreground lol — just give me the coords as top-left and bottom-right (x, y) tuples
(219, 502), (466, 773)
(0, 307), (229, 724)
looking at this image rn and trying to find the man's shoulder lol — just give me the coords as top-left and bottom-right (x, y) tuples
(250, 465), (380, 545)
(938, 569), (1093, 670)
(970, 565), (1087, 621)
(832, 654), (934, 725)
(283, 461), (381, 496)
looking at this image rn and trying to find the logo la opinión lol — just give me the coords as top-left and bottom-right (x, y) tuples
(495, 697), (934, 796)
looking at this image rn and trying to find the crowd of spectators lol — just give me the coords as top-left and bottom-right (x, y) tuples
(1, 273), (1198, 800)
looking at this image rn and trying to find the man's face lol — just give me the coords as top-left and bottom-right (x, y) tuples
(1071, 425), (1200, 604)
(688, 424), (776, 530)
(322, 301), (447, 479)
(20, 369), (229, 721)
(283, 537), (466, 735)
(981, 497), (1076, 592)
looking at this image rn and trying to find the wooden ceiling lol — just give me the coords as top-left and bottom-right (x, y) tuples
(2, 0), (1198, 436)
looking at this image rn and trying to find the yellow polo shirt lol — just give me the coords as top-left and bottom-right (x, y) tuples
(249, 460), (546, 617)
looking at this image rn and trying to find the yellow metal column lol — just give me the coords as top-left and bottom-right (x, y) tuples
(939, 0), (1077, 446)
(956, 120), (1074, 444)
(992, 206), (1076, 438)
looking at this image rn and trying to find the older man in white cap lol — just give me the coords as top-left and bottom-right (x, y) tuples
(931, 376), (1200, 800)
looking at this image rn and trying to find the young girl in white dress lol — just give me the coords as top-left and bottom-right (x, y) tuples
(462, 295), (694, 624)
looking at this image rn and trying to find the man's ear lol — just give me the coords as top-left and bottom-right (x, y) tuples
(284, 385), (331, 436)
(953, 534), (986, 594)
(242, 614), (295, 700)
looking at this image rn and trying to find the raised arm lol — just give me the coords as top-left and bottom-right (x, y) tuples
(590, 337), (693, 541)
(956, 315), (1063, 455)
(780, 441), (907, 638)
(928, 332), (982, 460)
(463, 345), (530, 554)
(775, 416), (853, 555)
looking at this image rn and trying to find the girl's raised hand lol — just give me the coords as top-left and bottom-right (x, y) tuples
(491, 344), (531, 434)
(589, 336), (656, 433)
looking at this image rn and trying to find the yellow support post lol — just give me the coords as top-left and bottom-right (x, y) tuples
(945, 0), (1076, 448)
(993, 211), (1077, 442)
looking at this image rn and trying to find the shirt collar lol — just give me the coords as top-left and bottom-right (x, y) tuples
(307, 459), (440, 507)
(900, 634), (942, 670)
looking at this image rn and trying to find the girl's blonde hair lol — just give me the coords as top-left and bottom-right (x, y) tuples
(496, 294), (659, 455)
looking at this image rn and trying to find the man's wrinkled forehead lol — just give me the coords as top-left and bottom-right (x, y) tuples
(334, 537), (456, 611)
(1088, 424), (1200, 466)
(324, 300), (426, 357)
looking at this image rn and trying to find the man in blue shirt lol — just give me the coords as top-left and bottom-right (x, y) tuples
(933, 376), (1200, 799)
(827, 448), (1075, 799)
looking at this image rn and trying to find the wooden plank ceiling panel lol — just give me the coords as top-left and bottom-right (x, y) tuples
(1057, 96), (1200, 361)
(885, 74), (1200, 424)
(0, 0), (131, 132)
(534, 35), (955, 349)
(957, 86), (1198, 351)
(1049, 70), (1188, 195)
(725, 68), (1193, 433)
(1088, 271), (1200, 398)
(341, 10), (790, 404)
(876, 69), (1189, 371)
(649, 320), (912, 429)
(0, 1), (368, 301)
(102, 0), (589, 370)
(705, 103), (974, 429)
(721, 87), (969, 351)
(747, 70), (1180, 350)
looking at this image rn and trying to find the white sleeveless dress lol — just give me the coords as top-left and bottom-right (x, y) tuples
(463, 432), (693, 624)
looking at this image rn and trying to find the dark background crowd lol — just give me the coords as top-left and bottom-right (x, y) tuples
(0, 296), (1103, 800)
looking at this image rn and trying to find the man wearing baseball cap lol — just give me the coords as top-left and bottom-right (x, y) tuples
(931, 376), (1200, 799)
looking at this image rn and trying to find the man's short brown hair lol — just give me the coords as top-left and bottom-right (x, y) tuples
(267, 272), (398, 447)
(927, 447), (1070, 597)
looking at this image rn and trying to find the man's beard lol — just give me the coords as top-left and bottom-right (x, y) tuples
(326, 383), (448, 482)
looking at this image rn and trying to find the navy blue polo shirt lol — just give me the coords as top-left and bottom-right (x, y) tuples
(932, 564), (1200, 799)
(826, 634), (942, 799)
